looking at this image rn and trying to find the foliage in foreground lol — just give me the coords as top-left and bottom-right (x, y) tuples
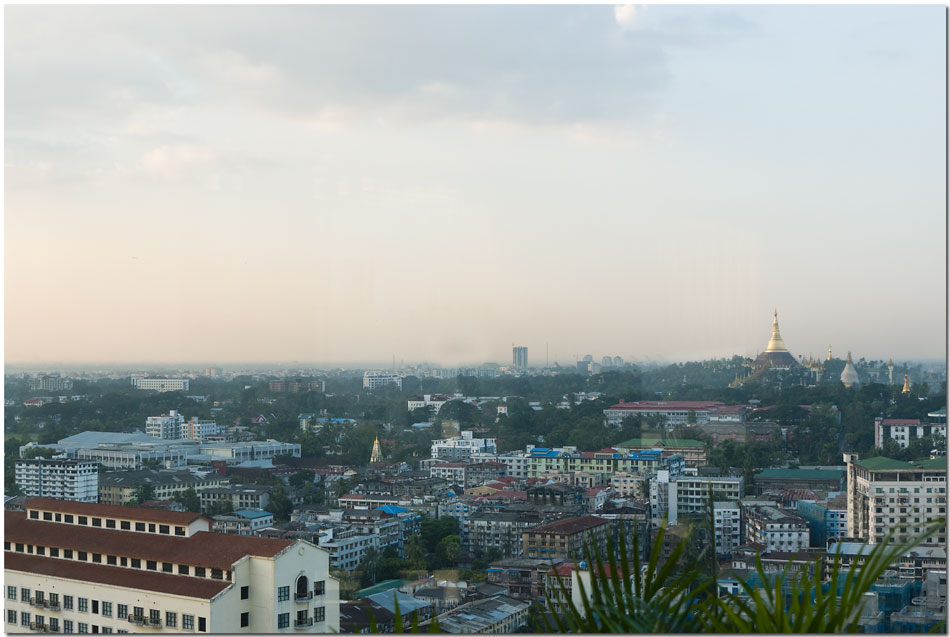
(537, 518), (946, 634)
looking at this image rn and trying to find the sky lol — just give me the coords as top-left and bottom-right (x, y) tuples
(4, 5), (946, 367)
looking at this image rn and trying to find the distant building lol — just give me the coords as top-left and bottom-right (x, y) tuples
(754, 467), (845, 494)
(743, 505), (810, 553)
(650, 471), (744, 526)
(875, 417), (946, 449)
(211, 508), (275, 535)
(604, 400), (732, 427)
(15, 459), (99, 503)
(751, 310), (799, 370)
(98, 469), (228, 506)
(512, 346), (528, 369)
(420, 594), (529, 633)
(29, 375), (73, 392)
(362, 372), (402, 390)
(796, 494), (848, 547)
(714, 501), (741, 555)
(430, 431), (497, 460)
(131, 377), (190, 392)
(145, 410), (186, 439)
(406, 394), (454, 416)
(522, 516), (612, 560)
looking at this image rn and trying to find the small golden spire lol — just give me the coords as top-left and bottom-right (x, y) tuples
(827, 345), (832, 361)
(764, 310), (789, 353)
(370, 436), (383, 464)
(901, 369), (911, 395)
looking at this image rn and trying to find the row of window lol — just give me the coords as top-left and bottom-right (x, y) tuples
(27, 510), (188, 536)
(5, 543), (230, 580)
(275, 607), (326, 629)
(8, 610), (135, 633)
(6, 589), (204, 631)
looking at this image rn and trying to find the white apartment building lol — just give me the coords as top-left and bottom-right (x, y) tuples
(15, 460), (100, 503)
(4, 498), (339, 633)
(430, 432), (497, 461)
(470, 452), (528, 479)
(874, 418), (947, 450)
(649, 471), (744, 526)
(429, 464), (468, 485)
(743, 505), (809, 553)
(361, 372), (402, 391)
(146, 412), (186, 440)
(132, 378), (190, 392)
(845, 454), (947, 547)
(316, 528), (378, 572)
(30, 376), (74, 392)
(713, 501), (742, 555)
(406, 394), (455, 416)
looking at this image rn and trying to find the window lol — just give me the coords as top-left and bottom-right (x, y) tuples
(92, 600), (99, 614)
(78, 598), (88, 613)
(27, 545), (34, 554)
(102, 602), (111, 617)
(21, 612), (30, 626)
(277, 586), (290, 602)
(277, 614), (289, 629)
(198, 617), (206, 632)
(146, 560), (157, 571)
(314, 581), (325, 596)
(150, 610), (160, 625)
(107, 555), (117, 566)
(106, 520), (116, 529)
(29, 511), (39, 519)
(315, 607), (325, 623)
(117, 605), (127, 620)
(175, 526), (186, 536)
(21, 588), (31, 602)
(120, 557), (128, 567)
(211, 568), (223, 580)
(166, 612), (177, 628)
(51, 547), (60, 557)
(162, 563), (173, 573)
(65, 549), (73, 559)
(15, 543), (24, 553)
(241, 586), (249, 600)
(120, 521), (130, 530)
(43, 511), (53, 520)
(7, 586), (15, 600)
(78, 552), (88, 561)
(49, 619), (59, 632)
(64, 596), (74, 610)
(78, 517), (88, 525)
(159, 525), (169, 534)
(8, 610), (16, 624)
(148, 524), (156, 533)
(195, 567), (206, 578)
(179, 565), (189, 575)
(132, 607), (144, 621)
(64, 619), (74, 633)
(240, 612), (249, 628)
(92, 554), (102, 564)
(183, 614), (194, 630)
(92, 518), (102, 527)
(36, 615), (45, 628)
(101, 628), (111, 634)
(134, 523), (145, 532)
(64, 515), (74, 523)
(78, 622), (88, 633)
(37, 546), (46, 556)
(130, 559), (141, 568)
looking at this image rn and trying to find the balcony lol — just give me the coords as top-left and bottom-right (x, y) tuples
(29, 598), (46, 608)
(147, 618), (162, 627)
(29, 623), (49, 633)
(295, 592), (313, 602)
(43, 601), (60, 611)
(128, 616), (147, 626)
(294, 618), (313, 629)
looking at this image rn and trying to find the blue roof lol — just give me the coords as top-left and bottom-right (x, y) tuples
(233, 509), (272, 519)
(376, 505), (408, 514)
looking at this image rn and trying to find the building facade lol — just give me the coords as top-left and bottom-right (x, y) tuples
(874, 418), (947, 450)
(361, 372), (402, 391)
(132, 378), (190, 392)
(15, 460), (100, 503)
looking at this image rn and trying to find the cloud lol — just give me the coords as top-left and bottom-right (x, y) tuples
(139, 144), (217, 178)
(615, 5), (645, 31)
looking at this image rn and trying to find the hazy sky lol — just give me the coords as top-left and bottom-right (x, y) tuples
(4, 5), (946, 366)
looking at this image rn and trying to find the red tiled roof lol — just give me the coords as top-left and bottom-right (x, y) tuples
(881, 419), (921, 425)
(4, 553), (230, 599)
(484, 490), (527, 500)
(25, 498), (208, 526)
(527, 515), (609, 535)
(339, 494), (366, 500)
(5, 512), (294, 571)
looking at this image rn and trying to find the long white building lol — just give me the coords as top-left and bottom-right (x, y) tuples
(132, 378), (190, 392)
(430, 431), (497, 461)
(4, 498), (339, 633)
(362, 372), (402, 390)
(649, 471), (744, 526)
(15, 459), (100, 503)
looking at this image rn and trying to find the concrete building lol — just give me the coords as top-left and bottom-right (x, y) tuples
(145, 411), (187, 440)
(743, 505), (810, 553)
(796, 494), (849, 547)
(614, 437), (707, 467)
(844, 454), (947, 547)
(650, 471), (745, 526)
(430, 432), (497, 461)
(15, 459), (99, 503)
(421, 594), (529, 633)
(714, 501), (742, 556)
(525, 446), (686, 479)
(29, 376), (74, 392)
(486, 557), (568, 604)
(875, 418), (947, 450)
(604, 401), (732, 427)
(522, 516), (611, 560)
(199, 487), (272, 513)
(467, 512), (539, 558)
(361, 372), (402, 391)
(212, 509), (275, 536)
(131, 377), (190, 392)
(98, 469), (229, 506)
(753, 467), (845, 495)
(512, 346), (528, 370)
(5, 498), (339, 633)
(406, 394), (454, 416)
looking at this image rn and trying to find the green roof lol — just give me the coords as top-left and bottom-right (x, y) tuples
(355, 579), (404, 599)
(755, 468), (844, 480)
(911, 457), (948, 471)
(855, 456), (919, 471)
(617, 437), (706, 448)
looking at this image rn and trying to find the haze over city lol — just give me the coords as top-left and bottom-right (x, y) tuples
(5, 4), (946, 366)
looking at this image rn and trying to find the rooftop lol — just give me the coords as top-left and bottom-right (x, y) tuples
(25, 497), (208, 526)
(755, 468), (844, 480)
(527, 515), (609, 535)
(617, 437), (706, 448)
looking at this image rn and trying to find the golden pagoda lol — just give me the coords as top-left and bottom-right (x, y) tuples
(752, 310), (799, 369)
(827, 345), (833, 361)
(901, 369), (912, 395)
(369, 436), (383, 464)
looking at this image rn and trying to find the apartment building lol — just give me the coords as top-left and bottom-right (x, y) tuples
(419, 594), (529, 633)
(131, 378), (190, 392)
(796, 493), (848, 547)
(361, 372), (402, 391)
(486, 557), (568, 603)
(604, 400), (731, 427)
(4, 498), (338, 633)
(525, 446), (686, 479)
(845, 454), (947, 547)
(874, 418), (947, 450)
(30, 376), (74, 392)
(743, 505), (810, 553)
(650, 471), (744, 526)
(145, 412), (186, 440)
(15, 460), (99, 503)
(430, 432), (497, 461)
(199, 487), (271, 513)
(211, 510), (275, 536)
(98, 470), (228, 506)
(521, 516), (611, 560)
(467, 512), (540, 558)
(713, 501), (742, 556)
(614, 437), (707, 467)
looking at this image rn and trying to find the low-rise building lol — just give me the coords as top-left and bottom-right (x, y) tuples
(98, 469), (228, 505)
(796, 493), (848, 547)
(754, 466), (845, 494)
(650, 471), (744, 526)
(874, 418), (947, 450)
(430, 432), (497, 461)
(420, 594), (529, 633)
(362, 372), (402, 391)
(522, 516), (611, 560)
(131, 377), (190, 392)
(212, 509), (275, 535)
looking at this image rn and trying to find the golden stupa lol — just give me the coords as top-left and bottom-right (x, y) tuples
(752, 310), (799, 369)
(370, 436), (383, 464)
(902, 369), (912, 395)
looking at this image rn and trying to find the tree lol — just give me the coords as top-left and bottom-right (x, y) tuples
(132, 483), (156, 505)
(437, 535), (461, 566)
(21, 447), (59, 459)
(265, 484), (293, 522)
(174, 487), (201, 513)
(206, 499), (234, 516)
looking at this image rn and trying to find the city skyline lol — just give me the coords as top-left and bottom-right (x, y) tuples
(5, 5), (946, 366)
